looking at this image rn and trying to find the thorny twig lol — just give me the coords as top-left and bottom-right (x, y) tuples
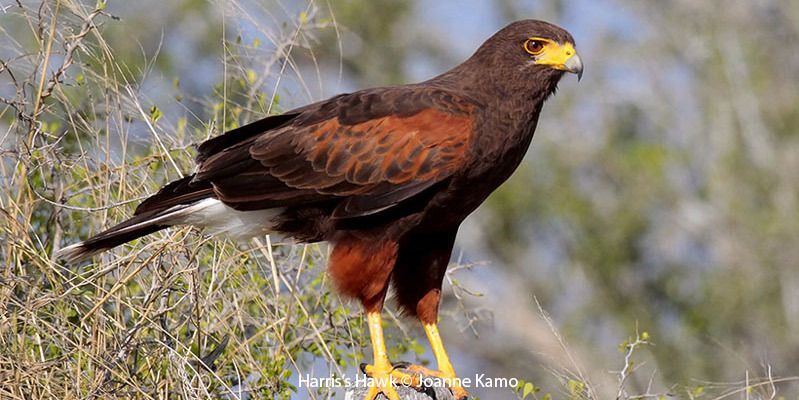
(0, 1), (107, 127)
(615, 329), (651, 400)
(39, 6), (104, 101)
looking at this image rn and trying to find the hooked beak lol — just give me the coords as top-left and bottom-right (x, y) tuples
(532, 41), (584, 82)
(564, 53), (584, 81)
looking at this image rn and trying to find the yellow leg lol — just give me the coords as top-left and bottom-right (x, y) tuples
(398, 323), (469, 399)
(424, 323), (457, 378)
(361, 311), (422, 400)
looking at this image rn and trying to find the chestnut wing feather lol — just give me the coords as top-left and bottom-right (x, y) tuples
(197, 87), (476, 219)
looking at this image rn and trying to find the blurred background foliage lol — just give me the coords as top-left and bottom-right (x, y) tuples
(1, 0), (798, 399)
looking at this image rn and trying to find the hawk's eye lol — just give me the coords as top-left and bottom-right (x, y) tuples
(524, 39), (545, 55)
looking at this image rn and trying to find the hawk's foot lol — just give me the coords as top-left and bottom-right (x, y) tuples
(392, 361), (470, 400)
(360, 362), (430, 400)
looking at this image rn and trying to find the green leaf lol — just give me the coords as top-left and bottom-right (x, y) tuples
(692, 386), (705, 397)
(522, 382), (534, 399)
(567, 379), (585, 396)
(149, 105), (163, 123)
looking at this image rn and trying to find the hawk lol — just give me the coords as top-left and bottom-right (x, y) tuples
(59, 19), (583, 400)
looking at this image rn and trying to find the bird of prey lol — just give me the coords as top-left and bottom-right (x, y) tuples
(59, 19), (582, 400)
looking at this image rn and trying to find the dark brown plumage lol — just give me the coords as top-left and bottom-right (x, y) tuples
(59, 19), (582, 400)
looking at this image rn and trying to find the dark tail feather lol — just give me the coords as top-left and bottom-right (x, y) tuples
(57, 175), (214, 263)
(56, 213), (169, 263)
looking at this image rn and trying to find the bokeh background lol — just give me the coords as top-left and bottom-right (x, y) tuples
(2, 0), (798, 399)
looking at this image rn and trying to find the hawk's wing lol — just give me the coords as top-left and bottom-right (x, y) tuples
(194, 86), (477, 219)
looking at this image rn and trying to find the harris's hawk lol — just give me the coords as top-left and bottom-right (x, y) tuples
(59, 20), (583, 400)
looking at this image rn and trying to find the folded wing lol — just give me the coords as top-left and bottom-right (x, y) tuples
(196, 87), (477, 219)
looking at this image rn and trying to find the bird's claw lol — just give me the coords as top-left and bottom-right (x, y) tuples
(390, 360), (411, 370)
(391, 363), (470, 400)
(360, 361), (425, 400)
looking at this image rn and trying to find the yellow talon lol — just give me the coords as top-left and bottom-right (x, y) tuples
(361, 363), (422, 388)
(396, 363), (469, 399)
(361, 362), (422, 400)
(390, 323), (470, 399)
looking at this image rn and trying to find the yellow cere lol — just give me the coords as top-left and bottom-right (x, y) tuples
(527, 37), (578, 71)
